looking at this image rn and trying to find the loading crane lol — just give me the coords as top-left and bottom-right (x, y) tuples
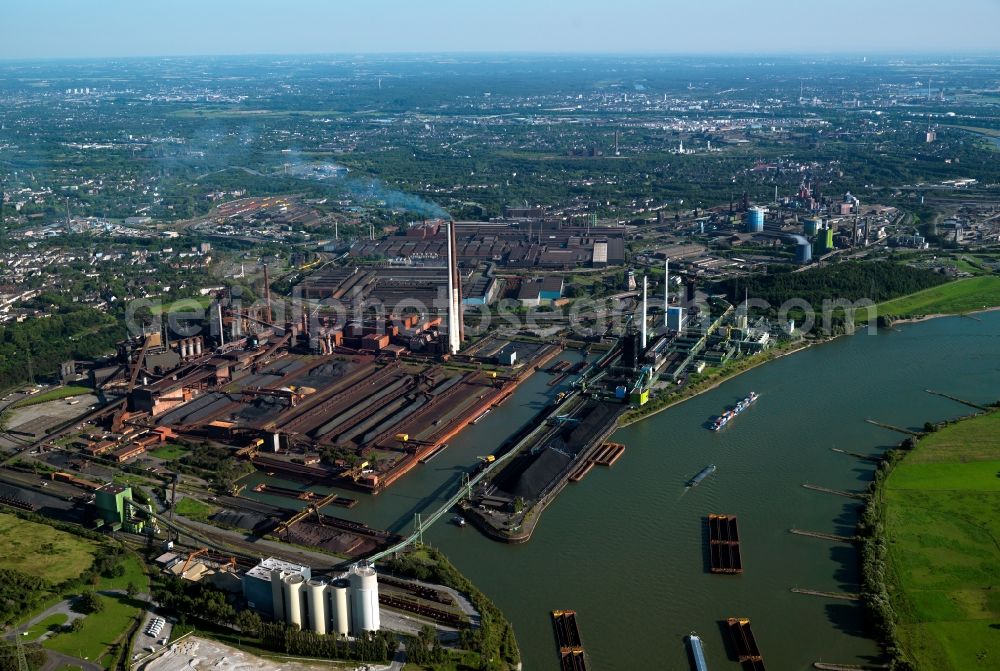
(111, 333), (154, 432)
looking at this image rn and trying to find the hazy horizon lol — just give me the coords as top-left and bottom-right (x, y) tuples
(2, 0), (999, 60)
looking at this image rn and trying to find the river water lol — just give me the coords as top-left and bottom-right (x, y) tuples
(246, 312), (1000, 669)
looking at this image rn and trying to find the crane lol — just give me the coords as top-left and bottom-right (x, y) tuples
(111, 333), (154, 432)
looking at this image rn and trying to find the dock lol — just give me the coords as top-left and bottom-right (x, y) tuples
(727, 617), (766, 670)
(568, 442), (627, 482)
(551, 610), (588, 671)
(253, 483), (357, 508)
(708, 514), (743, 574)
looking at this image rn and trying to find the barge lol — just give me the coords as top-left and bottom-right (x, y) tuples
(711, 392), (758, 431)
(708, 514), (743, 574)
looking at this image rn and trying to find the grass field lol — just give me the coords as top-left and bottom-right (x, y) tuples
(24, 613), (68, 641)
(0, 514), (97, 583)
(44, 553), (148, 663)
(149, 443), (188, 461)
(884, 411), (1000, 670)
(174, 497), (215, 521)
(12, 385), (92, 409)
(858, 276), (1000, 323)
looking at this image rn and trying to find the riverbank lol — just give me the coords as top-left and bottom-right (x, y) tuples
(619, 278), (1000, 429)
(617, 337), (815, 428)
(860, 408), (1000, 670)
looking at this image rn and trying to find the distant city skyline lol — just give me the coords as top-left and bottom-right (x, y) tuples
(2, 0), (999, 59)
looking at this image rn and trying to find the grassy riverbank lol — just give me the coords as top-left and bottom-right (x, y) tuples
(859, 275), (1000, 324)
(861, 410), (1000, 670)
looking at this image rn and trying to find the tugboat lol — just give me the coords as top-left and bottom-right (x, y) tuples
(710, 391), (758, 431)
(451, 515), (467, 528)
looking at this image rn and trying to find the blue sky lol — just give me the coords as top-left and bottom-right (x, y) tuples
(2, 0), (999, 59)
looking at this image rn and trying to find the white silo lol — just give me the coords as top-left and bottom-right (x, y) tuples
(349, 564), (380, 633)
(283, 573), (305, 629)
(269, 569), (285, 621)
(329, 578), (350, 636)
(307, 579), (327, 635)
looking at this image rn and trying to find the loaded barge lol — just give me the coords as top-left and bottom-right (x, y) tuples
(551, 610), (588, 671)
(708, 514), (743, 574)
(727, 617), (766, 670)
(710, 392), (758, 431)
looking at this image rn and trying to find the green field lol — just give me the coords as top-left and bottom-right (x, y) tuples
(0, 514), (98, 583)
(862, 276), (1000, 323)
(174, 496), (215, 521)
(12, 385), (92, 408)
(24, 613), (69, 641)
(883, 411), (1000, 670)
(44, 553), (149, 663)
(149, 443), (189, 461)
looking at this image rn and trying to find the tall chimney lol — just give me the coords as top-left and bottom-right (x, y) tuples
(641, 275), (648, 350)
(217, 304), (225, 347)
(446, 221), (461, 354)
(263, 264), (273, 324)
(664, 258), (669, 326)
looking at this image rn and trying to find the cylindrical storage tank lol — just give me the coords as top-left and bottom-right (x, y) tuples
(180, 339), (189, 358)
(349, 565), (380, 633)
(744, 207), (765, 233)
(269, 569), (285, 621)
(195, 337), (203, 355)
(804, 217), (821, 236)
(283, 573), (305, 629)
(329, 578), (350, 636)
(307, 579), (327, 635)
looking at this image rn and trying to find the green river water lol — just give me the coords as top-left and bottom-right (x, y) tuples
(246, 311), (1000, 669)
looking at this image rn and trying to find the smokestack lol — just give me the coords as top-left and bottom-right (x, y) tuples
(263, 264), (273, 324)
(446, 221), (462, 354)
(664, 258), (669, 326)
(217, 304), (225, 347)
(641, 275), (648, 350)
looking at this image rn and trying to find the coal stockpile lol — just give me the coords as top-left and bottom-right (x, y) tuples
(210, 509), (273, 533)
(293, 360), (353, 389)
(492, 401), (621, 503)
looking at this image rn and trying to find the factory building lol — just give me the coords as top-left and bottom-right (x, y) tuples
(666, 306), (688, 332)
(744, 207), (766, 233)
(803, 217), (822, 236)
(242, 557), (311, 619)
(245, 558), (380, 637)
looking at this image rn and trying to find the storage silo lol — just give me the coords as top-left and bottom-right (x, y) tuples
(307, 579), (327, 635)
(283, 573), (305, 629)
(744, 207), (765, 233)
(269, 569), (285, 621)
(792, 235), (812, 264)
(349, 565), (380, 633)
(329, 578), (350, 636)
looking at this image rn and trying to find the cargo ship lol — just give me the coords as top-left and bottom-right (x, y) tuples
(688, 464), (717, 487)
(686, 633), (709, 671)
(710, 391), (758, 431)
